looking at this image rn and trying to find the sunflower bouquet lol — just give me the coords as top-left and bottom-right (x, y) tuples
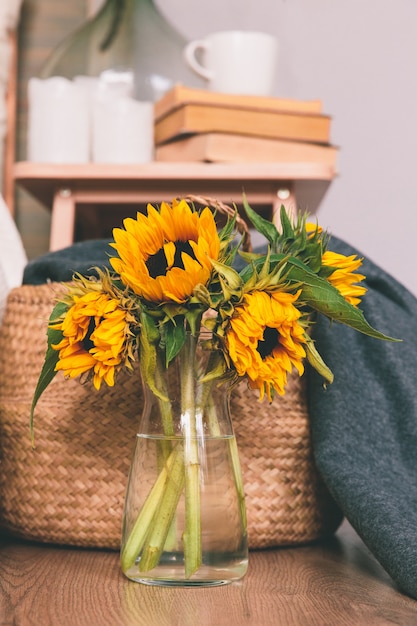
(30, 195), (394, 583)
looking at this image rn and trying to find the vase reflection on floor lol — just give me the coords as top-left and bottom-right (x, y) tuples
(120, 332), (248, 586)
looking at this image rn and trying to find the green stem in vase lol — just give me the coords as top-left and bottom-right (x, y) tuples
(138, 445), (185, 572)
(120, 442), (183, 572)
(153, 351), (179, 552)
(199, 358), (245, 531)
(228, 435), (247, 529)
(200, 374), (246, 530)
(153, 351), (175, 467)
(202, 383), (221, 437)
(198, 353), (222, 437)
(154, 352), (175, 438)
(181, 333), (202, 578)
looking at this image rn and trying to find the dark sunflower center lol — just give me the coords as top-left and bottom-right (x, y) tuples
(146, 240), (198, 278)
(82, 317), (97, 352)
(257, 326), (280, 360)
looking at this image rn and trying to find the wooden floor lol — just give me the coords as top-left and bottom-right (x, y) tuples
(1, 521), (416, 625)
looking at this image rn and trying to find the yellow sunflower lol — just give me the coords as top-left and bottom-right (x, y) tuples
(109, 199), (221, 304)
(51, 291), (133, 390)
(322, 250), (367, 307)
(226, 290), (307, 401)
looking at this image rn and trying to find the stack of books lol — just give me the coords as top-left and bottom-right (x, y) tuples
(154, 85), (338, 167)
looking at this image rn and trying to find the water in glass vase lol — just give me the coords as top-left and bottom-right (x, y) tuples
(121, 433), (248, 586)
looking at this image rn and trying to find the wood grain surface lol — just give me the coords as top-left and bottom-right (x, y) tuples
(1, 522), (417, 626)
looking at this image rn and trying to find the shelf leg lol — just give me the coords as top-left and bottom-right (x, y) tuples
(49, 188), (76, 251)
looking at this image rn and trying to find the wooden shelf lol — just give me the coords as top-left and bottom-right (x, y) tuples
(13, 160), (336, 251)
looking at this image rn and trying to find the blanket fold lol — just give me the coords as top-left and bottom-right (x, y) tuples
(306, 238), (417, 600)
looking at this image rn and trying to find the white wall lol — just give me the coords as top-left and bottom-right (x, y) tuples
(158, 0), (417, 296)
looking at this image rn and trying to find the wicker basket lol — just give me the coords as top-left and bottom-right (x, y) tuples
(0, 283), (342, 550)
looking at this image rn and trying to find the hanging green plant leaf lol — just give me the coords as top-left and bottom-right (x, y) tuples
(242, 194), (279, 247)
(30, 300), (68, 444)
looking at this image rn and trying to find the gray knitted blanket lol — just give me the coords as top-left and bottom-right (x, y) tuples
(306, 238), (417, 600)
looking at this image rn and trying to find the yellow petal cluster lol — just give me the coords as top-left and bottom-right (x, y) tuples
(109, 199), (221, 304)
(322, 250), (367, 306)
(51, 291), (131, 390)
(226, 290), (307, 401)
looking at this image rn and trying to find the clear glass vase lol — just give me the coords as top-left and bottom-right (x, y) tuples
(39, 0), (202, 101)
(120, 332), (248, 586)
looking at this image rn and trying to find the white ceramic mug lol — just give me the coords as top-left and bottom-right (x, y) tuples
(183, 30), (278, 96)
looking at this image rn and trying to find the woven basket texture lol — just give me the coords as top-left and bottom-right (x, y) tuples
(0, 283), (342, 550)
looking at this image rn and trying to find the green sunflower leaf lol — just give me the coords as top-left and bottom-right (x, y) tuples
(164, 322), (186, 367)
(284, 259), (400, 342)
(200, 351), (227, 383)
(30, 300), (68, 445)
(217, 207), (238, 242)
(304, 338), (334, 384)
(141, 309), (160, 343)
(139, 312), (169, 401)
(279, 204), (295, 240)
(211, 259), (242, 291)
(239, 252), (287, 283)
(242, 194), (279, 247)
(241, 253), (400, 342)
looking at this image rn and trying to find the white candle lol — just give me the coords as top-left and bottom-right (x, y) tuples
(92, 95), (154, 164)
(27, 77), (90, 163)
